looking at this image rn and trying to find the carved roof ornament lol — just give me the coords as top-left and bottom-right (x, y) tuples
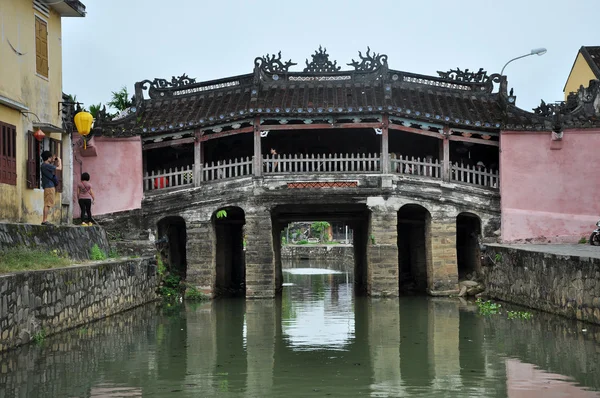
(303, 46), (341, 73)
(254, 51), (297, 74)
(141, 74), (197, 91)
(437, 68), (489, 83)
(347, 47), (388, 72)
(532, 99), (560, 117)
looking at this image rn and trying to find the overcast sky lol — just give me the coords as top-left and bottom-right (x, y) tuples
(62, 0), (598, 113)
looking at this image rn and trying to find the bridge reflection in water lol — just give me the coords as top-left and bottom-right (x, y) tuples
(1, 265), (600, 397)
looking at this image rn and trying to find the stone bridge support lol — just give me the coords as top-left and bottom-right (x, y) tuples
(186, 220), (215, 296)
(367, 207), (399, 297)
(245, 208), (276, 298)
(430, 218), (459, 294)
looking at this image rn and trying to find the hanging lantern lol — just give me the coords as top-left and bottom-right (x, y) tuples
(74, 111), (93, 149)
(33, 128), (45, 142)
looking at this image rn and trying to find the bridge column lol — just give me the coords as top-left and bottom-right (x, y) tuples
(429, 218), (459, 294)
(253, 117), (262, 178)
(367, 207), (399, 297)
(186, 220), (215, 296)
(381, 114), (390, 174)
(245, 208), (275, 298)
(193, 132), (203, 186)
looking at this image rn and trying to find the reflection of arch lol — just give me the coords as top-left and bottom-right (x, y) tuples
(157, 216), (187, 278)
(397, 204), (431, 294)
(456, 212), (482, 279)
(213, 206), (246, 297)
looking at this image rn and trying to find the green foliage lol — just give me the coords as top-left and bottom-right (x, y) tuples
(310, 221), (330, 241)
(108, 248), (119, 258)
(0, 247), (72, 273)
(475, 298), (502, 315)
(296, 240), (309, 245)
(159, 274), (181, 300)
(90, 244), (107, 261)
(578, 237), (588, 244)
(156, 255), (166, 276)
(33, 329), (46, 345)
(107, 86), (132, 112)
(370, 234), (376, 245)
(88, 103), (103, 119)
(184, 285), (209, 301)
(494, 253), (503, 263)
(281, 236), (287, 245)
(216, 209), (228, 219)
(507, 310), (533, 320)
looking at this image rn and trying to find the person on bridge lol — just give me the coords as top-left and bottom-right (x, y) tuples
(267, 148), (279, 172)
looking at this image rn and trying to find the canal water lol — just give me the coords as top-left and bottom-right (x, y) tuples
(1, 261), (600, 398)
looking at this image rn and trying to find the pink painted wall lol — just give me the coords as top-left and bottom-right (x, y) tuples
(72, 136), (143, 219)
(500, 129), (600, 242)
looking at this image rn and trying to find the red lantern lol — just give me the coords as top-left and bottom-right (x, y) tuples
(33, 128), (45, 141)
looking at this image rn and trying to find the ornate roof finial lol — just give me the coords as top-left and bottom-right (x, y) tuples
(437, 68), (489, 83)
(254, 51), (297, 74)
(303, 46), (341, 73)
(347, 47), (388, 72)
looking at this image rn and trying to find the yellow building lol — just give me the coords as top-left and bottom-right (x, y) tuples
(0, 0), (85, 223)
(563, 46), (600, 101)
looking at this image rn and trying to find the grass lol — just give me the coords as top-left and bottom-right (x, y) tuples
(0, 247), (72, 274)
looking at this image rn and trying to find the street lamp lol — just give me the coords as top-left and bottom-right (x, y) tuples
(500, 48), (547, 76)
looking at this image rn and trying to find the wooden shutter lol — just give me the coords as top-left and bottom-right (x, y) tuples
(35, 17), (48, 78)
(0, 122), (17, 186)
(26, 133), (39, 189)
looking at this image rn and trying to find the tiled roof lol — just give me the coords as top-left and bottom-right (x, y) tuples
(96, 48), (597, 137)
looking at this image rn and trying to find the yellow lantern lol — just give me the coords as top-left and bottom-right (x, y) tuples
(74, 111), (93, 149)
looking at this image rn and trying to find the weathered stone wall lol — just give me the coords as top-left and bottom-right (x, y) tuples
(483, 245), (600, 324)
(368, 209), (399, 297)
(0, 223), (110, 260)
(0, 257), (158, 352)
(281, 244), (354, 263)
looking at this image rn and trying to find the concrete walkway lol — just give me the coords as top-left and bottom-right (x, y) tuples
(488, 243), (600, 259)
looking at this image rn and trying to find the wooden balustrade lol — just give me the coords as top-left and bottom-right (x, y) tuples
(202, 156), (253, 181)
(143, 154), (499, 192)
(263, 153), (381, 174)
(390, 155), (441, 178)
(451, 163), (499, 189)
(144, 165), (193, 191)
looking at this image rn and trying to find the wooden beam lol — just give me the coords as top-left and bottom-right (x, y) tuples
(381, 114), (389, 174)
(259, 122), (381, 131)
(143, 137), (194, 150)
(442, 127), (450, 182)
(199, 126), (253, 142)
(193, 132), (203, 186)
(389, 123), (444, 140)
(253, 117), (262, 177)
(448, 134), (499, 147)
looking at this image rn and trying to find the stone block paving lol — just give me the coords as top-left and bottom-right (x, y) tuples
(490, 243), (600, 260)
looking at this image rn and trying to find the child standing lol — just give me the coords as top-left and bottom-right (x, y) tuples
(77, 172), (95, 226)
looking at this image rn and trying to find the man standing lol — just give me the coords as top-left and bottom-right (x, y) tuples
(41, 151), (62, 226)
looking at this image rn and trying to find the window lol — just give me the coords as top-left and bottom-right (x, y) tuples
(35, 16), (48, 78)
(0, 122), (17, 185)
(26, 134), (62, 192)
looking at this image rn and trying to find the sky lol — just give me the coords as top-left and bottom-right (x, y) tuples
(62, 0), (599, 113)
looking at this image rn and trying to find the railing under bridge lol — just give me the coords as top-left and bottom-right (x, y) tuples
(143, 153), (499, 192)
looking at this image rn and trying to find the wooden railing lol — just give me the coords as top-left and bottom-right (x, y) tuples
(451, 163), (499, 188)
(144, 165), (193, 191)
(263, 153), (381, 174)
(203, 157), (253, 182)
(143, 154), (499, 192)
(390, 155), (441, 178)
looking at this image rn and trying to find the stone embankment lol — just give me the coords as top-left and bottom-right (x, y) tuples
(483, 244), (600, 325)
(0, 223), (110, 260)
(0, 257), (158, 352)
(281, 244), (354, 263)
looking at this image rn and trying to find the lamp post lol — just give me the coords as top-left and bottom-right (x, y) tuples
(500, 48), (547, 76)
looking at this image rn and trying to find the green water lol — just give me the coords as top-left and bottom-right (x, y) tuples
(1, 265), (600, 397)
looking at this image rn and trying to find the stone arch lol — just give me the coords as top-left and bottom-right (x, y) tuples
(397, 204), (432, 294)
(156, 216), (188, 279)
(456, 212), (482, 279)
(213, 206), (246, 297)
